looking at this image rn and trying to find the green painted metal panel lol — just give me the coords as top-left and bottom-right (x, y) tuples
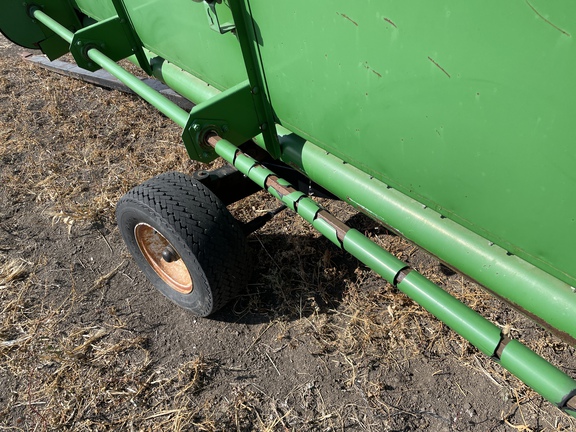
(73, 0), (247, 90)
(275, 133), (576, 342)
(245, 1), (576, 288)
(14, 0), (576, 290)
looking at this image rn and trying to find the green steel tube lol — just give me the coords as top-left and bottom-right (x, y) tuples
(85, 50), (188, 128)
(31, 8), (189, 128)
(148, 56), (221, 104)
(30, 6), (74, 43)
(211, 136), (576, 416)
(263, 131), (576, 344)
(397, 271), (502, 357)
(344, 232), (501, 356)
(342, 230), (406, 284)
(500, 340), (576, 410)
(127, 50), (221, 105)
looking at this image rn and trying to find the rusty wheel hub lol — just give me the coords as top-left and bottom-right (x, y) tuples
(134, 223), (193, 294)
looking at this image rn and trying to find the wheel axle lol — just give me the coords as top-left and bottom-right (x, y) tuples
(162, 245), (180, 263)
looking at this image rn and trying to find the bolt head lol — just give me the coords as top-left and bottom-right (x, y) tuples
(161, 246), (180, 263)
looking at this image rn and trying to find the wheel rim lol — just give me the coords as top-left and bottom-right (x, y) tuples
(134, 223), (193, 294)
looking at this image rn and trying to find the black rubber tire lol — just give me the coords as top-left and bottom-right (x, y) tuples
(116, 171), (250, 317)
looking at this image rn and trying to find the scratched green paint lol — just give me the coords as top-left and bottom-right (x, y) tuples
(245, 0), (576, 287)
(5, 0), (576, 412)
(73, 0), (247, 91)
(5, 0), (575, 286)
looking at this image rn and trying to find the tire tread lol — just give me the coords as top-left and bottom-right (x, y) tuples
(117, 171), (250, 315)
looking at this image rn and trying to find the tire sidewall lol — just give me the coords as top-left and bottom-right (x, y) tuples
(117, 199), (214, 316)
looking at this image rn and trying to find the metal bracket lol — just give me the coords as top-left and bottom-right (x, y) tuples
(70, 17), (130, 71)
(0, 0), (81, 59)
(110, 0), (152, 74)
(191, 0), (235, 34)
(182, 81), (261, 163)
(70, 0), (151, 73)
(205, 1), (236, 34)
(228, 0), (281, 158)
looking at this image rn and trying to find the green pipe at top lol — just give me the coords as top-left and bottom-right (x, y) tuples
(31, 8), (189, 129)
(84, 49), (188, 128)
(147, 54), (221, 105)
(30, 7), (215, 134)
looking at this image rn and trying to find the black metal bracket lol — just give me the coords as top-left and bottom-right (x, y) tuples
(193, 164), (261, 206)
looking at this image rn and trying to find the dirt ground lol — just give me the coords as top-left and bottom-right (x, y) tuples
(1, 35), (575, 431)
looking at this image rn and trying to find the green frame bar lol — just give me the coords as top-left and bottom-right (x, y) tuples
(262, 131), (576, 345)
(210, 137), (576, 417)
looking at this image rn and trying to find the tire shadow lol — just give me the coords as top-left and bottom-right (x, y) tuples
(209, 232), (358, 325)
(209, 212), (396, 325)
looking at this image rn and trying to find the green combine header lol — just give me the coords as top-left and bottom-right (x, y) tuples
(2, 0), (575, 416)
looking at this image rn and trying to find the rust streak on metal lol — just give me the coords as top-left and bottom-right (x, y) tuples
(468, 277), (576, 346)
(506, 301), (576, 346)
(316, 210), (350, 243)
(384, 18), (397, 28)
(394, 267), (413, 286)
(525, 0), (570, 37)
(494, 336), (512, 360)
(205, 132), (221, 149)
(428, 57), (451, 78)
(363, 62), (382, 78)
(338, 12), (358, 27)
(265, 175), (296, 198)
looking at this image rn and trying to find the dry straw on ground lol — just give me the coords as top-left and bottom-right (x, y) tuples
(1, 46), (575, 431)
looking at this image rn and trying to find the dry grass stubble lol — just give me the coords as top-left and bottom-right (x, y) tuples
(1, 48), (575, 431)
